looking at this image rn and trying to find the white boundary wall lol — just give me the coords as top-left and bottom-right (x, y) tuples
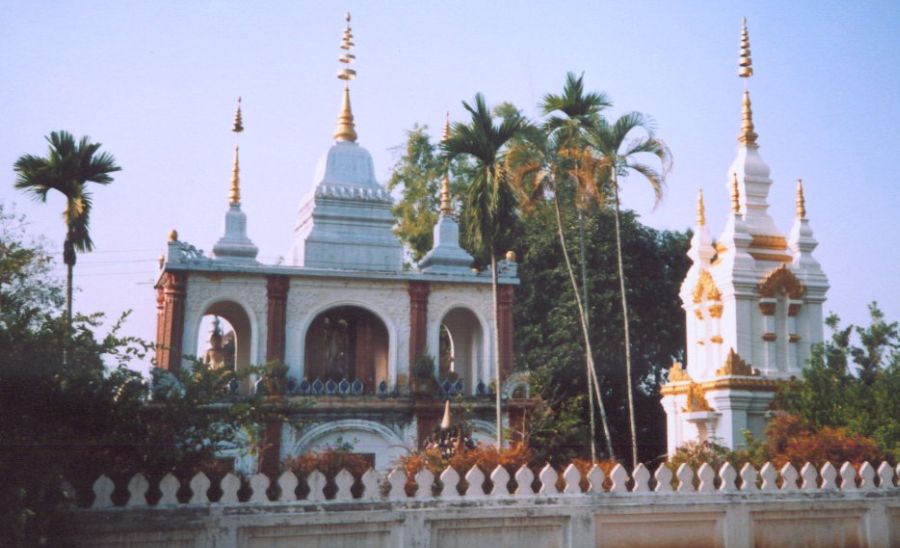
(76, 460), (899, 547)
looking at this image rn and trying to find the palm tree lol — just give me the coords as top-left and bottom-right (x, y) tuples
(14, 131), (121, 363)
(442, 94), (524, 448)
(508, 72), (615, 460)
(581, 113), (671, 467)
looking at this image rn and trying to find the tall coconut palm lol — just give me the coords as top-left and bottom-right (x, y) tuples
(14, 131), (121, 363)
(442, 94), (524, 448)
(581, 113), (671, 467)
(508, 72), (615, 460)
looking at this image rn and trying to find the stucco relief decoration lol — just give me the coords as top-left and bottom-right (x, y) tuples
(692, 270), (722, 304)
(757, 264), (805, 300)
(682, 383), (712, 412)
(715, 348), (760, 377)
(668, 362), (691, 383)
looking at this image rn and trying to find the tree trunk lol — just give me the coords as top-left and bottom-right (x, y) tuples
(63, 238), (74, 367)
(576, 209), (597, 462)
(612, 178), (638, 468)
(552, 194), (614, 458)
(491, 254), (503, 448)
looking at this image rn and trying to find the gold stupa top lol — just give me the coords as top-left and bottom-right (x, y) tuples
(730, 173), (741, 214)
(333, 13), (358, 142)
(169, 229), (178, 242)
(229, 146), (241, 205)
(229, 97), (242, 205)
(696, 188), (706, 226)
(736, 19), (759, 148)
(232, 96), (244, 133)
(440, 113), (453, 214)
(739, 17), (753, 78)
(796, 178), (806, 219)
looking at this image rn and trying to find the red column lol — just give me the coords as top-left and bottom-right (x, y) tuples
(497, 284), (515, 377)
(266, 275), (290, 363)
(408, 281), (430, 366)
(154, 271), (187, 371)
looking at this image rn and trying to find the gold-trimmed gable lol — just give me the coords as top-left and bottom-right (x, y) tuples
(668, 362), (691, 382)
(683, 383), (712, 412)
(715, 348), (759, 377)
(758, 264), (805, 299)
(692, 270), (722, 303)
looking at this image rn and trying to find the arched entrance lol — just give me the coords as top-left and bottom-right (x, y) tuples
(304, 306), (388, 393)
(439, 307), (484, 395)
(196, 300), (253, 394)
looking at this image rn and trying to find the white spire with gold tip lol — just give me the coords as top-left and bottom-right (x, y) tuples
(725, 17), (783, 240)
(333, 13), (358, 143)
(686, 188), (714, 267)
(789, 178), (826, 287)
(419, 112), (475, 274)
(440, 400), (451, 429)
(213, 96), (258, 263)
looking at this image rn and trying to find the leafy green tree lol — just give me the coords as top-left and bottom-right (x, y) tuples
(774, 305), (899, 457)
(517, 203), (689, 462)
(442, 94), (525, 447)
(509, 72), (615, 460)
(13, 131), (121, 363)
(580, 114), (672, 467)
(0, 203), (296, 546)
(386, 124), (473, 262)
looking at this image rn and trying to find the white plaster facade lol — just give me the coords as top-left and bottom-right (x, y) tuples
(661, 85), (829, 455)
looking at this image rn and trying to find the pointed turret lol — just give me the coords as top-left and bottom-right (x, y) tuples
(213, 97), (259, 263)
(289, 14), (402, 271)
(420, 113), (475, 275)
(686, 189), (714, 267)
(725, 17), (785, 245)
(789, 178), (828, 285)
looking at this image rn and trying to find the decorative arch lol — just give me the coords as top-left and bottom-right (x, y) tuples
(189, 296), (260, 393)
(296, 300), (398, 389)
(432, 303), (490, 394)
(290, 419), (407, 470)
(758, 264), (805, 299)
(502, 371), (533, 399)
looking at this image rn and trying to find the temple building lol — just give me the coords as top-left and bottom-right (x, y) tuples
(660, 19), (829, 454)
(153, 14), (530, 473)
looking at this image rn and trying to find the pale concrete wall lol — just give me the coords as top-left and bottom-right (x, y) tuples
(77, 460), (899, 547)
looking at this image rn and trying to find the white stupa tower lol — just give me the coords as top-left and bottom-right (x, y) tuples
(661, 19), (829, 454)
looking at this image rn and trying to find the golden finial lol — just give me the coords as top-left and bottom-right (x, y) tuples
(169, 229), (178, 242)
(442, 112), (451, 142)
(232, 97), (244, 133)
(505, 250), (517, 262)
(229, 146), (241, 205)
(440, 400), (451, 429)
(439, 112), (453, 214)
(697, 188), (706, 226)
(333, 13), (358, 142)
(796, 178), (806, 219)
(730, 173), (741, 214)
(738, 90), (759, 147)
(738, 17), (753, 78)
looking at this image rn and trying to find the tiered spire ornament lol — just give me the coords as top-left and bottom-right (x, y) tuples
(796, 178), (806, 219)
(730, 173), (741, 214)
(697, 189), (706, 226)
(333, 13), (358, 143)
(440, 113), (453, 215)
(229, 97), (243, 205)
(737, 18), (759, 148)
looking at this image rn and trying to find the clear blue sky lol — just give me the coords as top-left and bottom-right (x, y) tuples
(2, 1), (898, 372)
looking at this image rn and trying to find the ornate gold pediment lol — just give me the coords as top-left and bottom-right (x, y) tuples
(668, 362), (691, 382)
(692, 270), (722, 303)
(758, 264), (805, 299)
(682, 382), (712, 412)
(715, 348), (760, 377)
